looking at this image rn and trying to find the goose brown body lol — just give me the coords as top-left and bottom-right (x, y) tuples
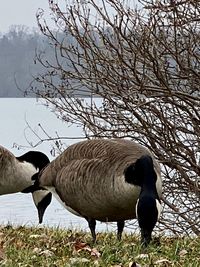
(38, 139), (162, 222)
(0, 146), (35, 193)
(0, 145), (52, 224)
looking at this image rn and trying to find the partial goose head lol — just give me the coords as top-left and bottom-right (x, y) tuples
(0, 145), (52, 224)
(16, 151), (50, 172)
(33, 139), (162, 245)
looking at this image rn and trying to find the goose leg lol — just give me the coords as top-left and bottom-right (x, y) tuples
(117, 220), (125, 240)
(87, 218), (96, 243)
(141, 228), (152, 247)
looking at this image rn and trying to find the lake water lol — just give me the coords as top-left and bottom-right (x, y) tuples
(0, 98), (123, 233)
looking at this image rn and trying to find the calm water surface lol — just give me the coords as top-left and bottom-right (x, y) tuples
(0, 98), (117, 232)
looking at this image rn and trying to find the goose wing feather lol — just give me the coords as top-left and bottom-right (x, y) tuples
(0, 145), (15, 165)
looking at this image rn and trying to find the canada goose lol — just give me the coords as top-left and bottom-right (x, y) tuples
(0, 145), (52, 223)
(33, 139), (162, 245)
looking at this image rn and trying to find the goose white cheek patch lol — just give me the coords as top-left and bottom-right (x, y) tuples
(32, 190), (47, 206)
(156, 199), (162, 220)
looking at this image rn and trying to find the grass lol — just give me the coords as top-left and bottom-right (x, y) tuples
(0, 225), (199, 266)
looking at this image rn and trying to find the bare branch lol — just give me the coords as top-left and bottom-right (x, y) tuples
(29, 0), (200, 235)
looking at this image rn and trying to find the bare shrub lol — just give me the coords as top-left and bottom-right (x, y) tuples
(30, 0), (200, 235)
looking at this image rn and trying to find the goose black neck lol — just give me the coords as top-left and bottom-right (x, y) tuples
(135, 155), (160, 246)
(136, 155), (159, 197)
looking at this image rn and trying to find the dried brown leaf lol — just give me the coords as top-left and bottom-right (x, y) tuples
(155, 258), (171, 266)
(34, 249), (54, 257)
(129, 262), (142, 267)
(33, 247), (42, 254)
(90, 248), (101, 258)
(178, 249), (188, 257)
(0, 247), (6, 261)
(135, 253), (149, 259)
(70, 257), (90, 264)
(73, 241), (101, 258)
(29, 234), (42, 238)
(73, 241), (88, 251)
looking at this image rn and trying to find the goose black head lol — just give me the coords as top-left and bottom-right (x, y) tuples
(16, 151), (50, 171)
(32, 190), (52, 224)
(124, 155), (157, 187)
(18, 151), (51, 224)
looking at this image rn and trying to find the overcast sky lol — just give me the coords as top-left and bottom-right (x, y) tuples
(0, 1), (139, 34)
(0, 0), (52, 33)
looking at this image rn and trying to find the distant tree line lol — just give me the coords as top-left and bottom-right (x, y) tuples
(0, 25), (54, 97)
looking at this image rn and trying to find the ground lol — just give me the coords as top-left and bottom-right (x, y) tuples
(0, 226), (199, 266)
